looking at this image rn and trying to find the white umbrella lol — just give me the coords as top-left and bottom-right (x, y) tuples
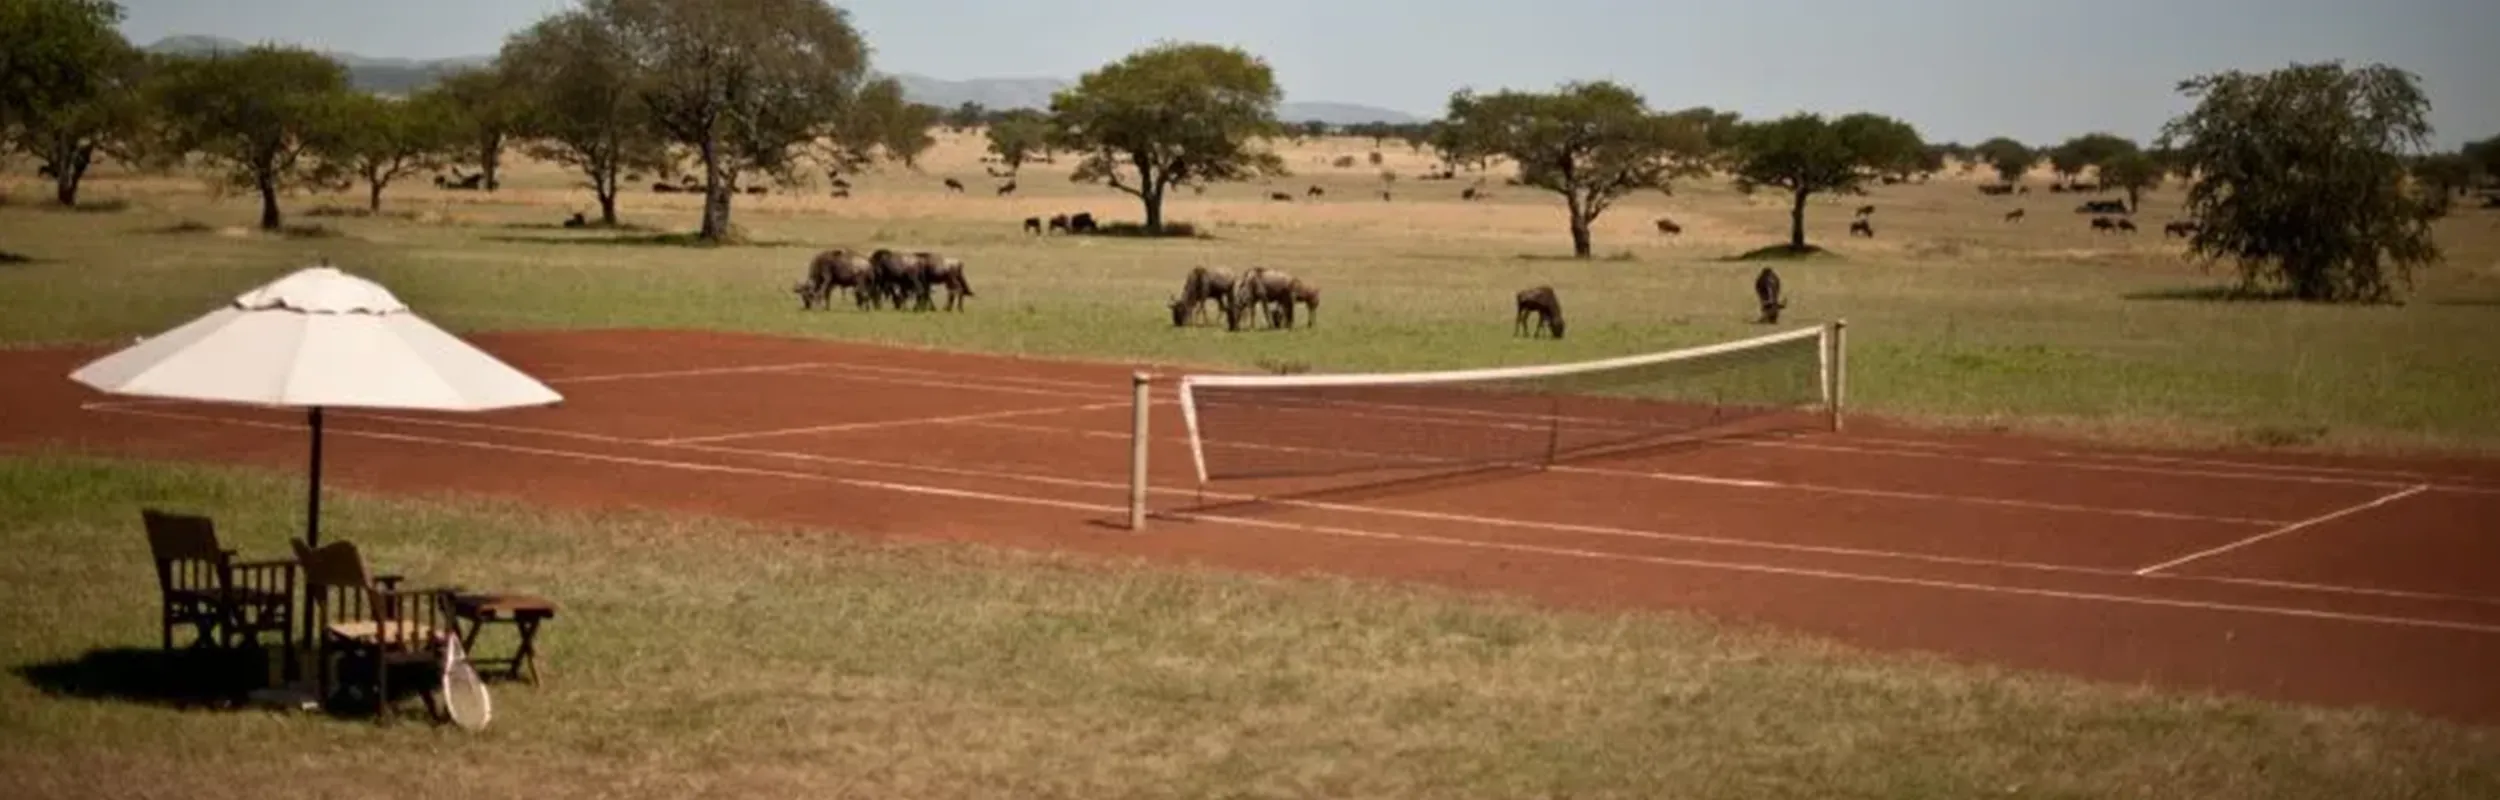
(69, 265), (563, 547)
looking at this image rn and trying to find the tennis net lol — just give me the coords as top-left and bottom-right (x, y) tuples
(1175, 322), (1845, 484)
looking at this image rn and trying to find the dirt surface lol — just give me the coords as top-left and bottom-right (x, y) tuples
(10, 328), (2499, 725)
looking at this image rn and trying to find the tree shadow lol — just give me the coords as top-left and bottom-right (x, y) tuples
(2121, 285), (2296, 303)
(1722, 243), (1837, 263)
(0, 250), (35, 266)
(1510, 252), (1640, 263)
(12, 646), (275, 710)
(2430, 297), (2500, 307)
(498, 220), (659, 233)
(479, 231), (797, 248)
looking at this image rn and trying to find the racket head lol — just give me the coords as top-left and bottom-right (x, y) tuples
(440, 635), (493, 731)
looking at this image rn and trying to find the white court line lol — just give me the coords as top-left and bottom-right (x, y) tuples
(960, 419), (2291, 527)
(543, 362), (833, 384)
(654, 401), (1136, 445)
(2135, 484), (2434, 576)
(1730, 438), (2420, 489)
(81, 404), (2500, 612)
(795, 361), (1135, 394)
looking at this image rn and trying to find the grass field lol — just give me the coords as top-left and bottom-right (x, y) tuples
(4, 130), (2499, 453)
(5, 454), (2496, 799)
(7, 130), (2500, 796)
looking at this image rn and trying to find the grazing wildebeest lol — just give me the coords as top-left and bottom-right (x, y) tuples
(1461, 187), (1481, 201)
(744, 185), (768, 196)
(1169, 266), (1236, 327)
(2090, 216), (2118, 233)
(2115, 218), (2138, 233)
(2076, 199), (2128, 215)
(830, 187), (851, 199)
(1047, 214), (1071, 234)
(1854, 204), (1875, 217)
(793, 248), (874, 310)
(830, 177), (852, 191)
(1227, 267), (1300, 331)
(1849, 219), (1875, 237)
(562, 212), (588, 229)
(1655, 217), (1683, 235)
(1281, 279), (1319, 328)
(1269, 192), (1294, 202)
(1380, 190), (1392, 201)
(1515, 286), (1564, 339)
(2163, 220), (2198, 238)
(1023, 216), (1043, 235)
(652, 181), (681, 193)
(1978, 183), (2015, 196)
(916, 253), (976, 311)
(1753, 268), (1786, 324)
(2004, 208), (2026, 222)
(943, 178), (965, 193)
(1068, 212), (1099, 234)
(1306, 185), (1325, 197)
(866, 248), (923, 309)
(996, 181), (1017, 196)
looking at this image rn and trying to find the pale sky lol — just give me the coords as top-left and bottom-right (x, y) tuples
(116, 0), (2497, 149)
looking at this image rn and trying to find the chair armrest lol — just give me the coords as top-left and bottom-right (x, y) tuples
(231, 557), (296, 570)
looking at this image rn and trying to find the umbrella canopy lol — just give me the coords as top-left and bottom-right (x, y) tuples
(70, 266), (562, 411)
(69, 265), (563, 547)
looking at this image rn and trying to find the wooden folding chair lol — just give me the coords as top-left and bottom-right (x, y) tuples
(142, 509), (295, 654)
(294, 539), (458, 722)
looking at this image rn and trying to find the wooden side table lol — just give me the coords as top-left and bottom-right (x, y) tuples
(450, 593), (557, 685)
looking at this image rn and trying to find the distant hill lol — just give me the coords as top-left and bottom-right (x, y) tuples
(138, 35), (1427, 125)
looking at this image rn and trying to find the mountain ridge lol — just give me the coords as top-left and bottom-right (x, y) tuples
(140, 35), (1425, 125)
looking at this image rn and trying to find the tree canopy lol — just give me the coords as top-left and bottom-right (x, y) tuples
(1972, 137), (2035, 183)
(0, 0), (147, 205)
(429, 65), (527, 191)
(1440, 81), (1713, 257)
(319, 91), (455, 211)
(984, 109), (1050, 174)
(498, 7), (670, 226)
(2159, 61), (2441, 303)
(148, 45), (352, 230)
(1048, 41), (1287, 234)
(591, 0), (870, 242)
(2096, 151), (2163, 213)
(1729, 112), (1925, 249)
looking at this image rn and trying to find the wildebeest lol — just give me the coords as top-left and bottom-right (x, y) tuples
(2076, 199), (2128, 215)
(561, 212), (588, 229)
(1461, 187), (1481, 201)
(653, 181), (682, 193)
(2163, 220), (2199, 238)
(1281, 279), (1319, 328)
(996, 181), (1017, 196)
(1655, 218), (1683, 235)
(2115, 218), (2138, 233)
(743, 185), (768, 196)
(1068, 212), (1099, 234)
(1978, 183), (2016, 196)
(1047, 214), (1071, 234)
(943, 178), (965, 193)
(1023, 216), (1043, 235)
(829, 187), (851, 199)
(1226, 267), (1300, 331)
(2090, 216), (2118, 233)
(1515, 286), (1564, 339)
(1269, 192), (1294, 202)
(1854, 205), (1876, 217)
(1306, 185), (1325, 197)
(1753, 268), (1786, 324)
(2004, 208), (2026, 222)
(1849, 219), (1875, 238)
(793, 248), (875, 310)
(830, 177), (852, 191)
(866, 250), (975, 311)
(1169, 267), (1237, 327)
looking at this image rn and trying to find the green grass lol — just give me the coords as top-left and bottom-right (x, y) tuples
(5, 155), (2499, 456)
(4, 453), (2496, 798)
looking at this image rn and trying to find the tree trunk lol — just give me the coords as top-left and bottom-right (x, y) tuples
(1789, 188), (1810, 249)
(49, 144), (92, 206)
(2126, 187), (2141, 215)
(1566, 192), (1592, 258)
(698, 137), (731, 242)
(1143, 189), (1164, 233)
(368, 180), (385, 212)
(597, 187), (620, 227)
(257, 174), (283, 231)
(478, 134), (503, 192)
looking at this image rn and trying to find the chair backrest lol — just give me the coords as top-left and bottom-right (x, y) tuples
(143, 509), (227, 594)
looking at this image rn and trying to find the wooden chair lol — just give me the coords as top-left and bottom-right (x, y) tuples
(142, 510), (295, 654)
(295, 539), (458, 722)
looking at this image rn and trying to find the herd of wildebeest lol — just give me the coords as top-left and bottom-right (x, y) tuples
(789, 242), (1799, 342)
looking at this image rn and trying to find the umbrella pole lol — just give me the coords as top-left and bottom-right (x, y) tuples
(307, 407), (323, 548)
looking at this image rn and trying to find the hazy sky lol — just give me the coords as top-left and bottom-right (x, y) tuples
(116, 0), (2497, 149)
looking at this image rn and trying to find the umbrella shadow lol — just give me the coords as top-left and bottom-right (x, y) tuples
(12, 646), (275, 710)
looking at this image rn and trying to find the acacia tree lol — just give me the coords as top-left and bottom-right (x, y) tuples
(498, 8), (670, 226)
(820, 77), (937, 173)
(2159, 61), (2441, 302)
(1048, 42), (1288, 234)
(0, 0), (147, 205)
(1440, 82), (1713, 257)
(1972, 137), (2035, 183)
(983, 109), (1049, 174)
(2462, 135), (2500, 187)
(1728, 112), (1924, 250)
(2097, 151), (2162, 213)
(2050, 132), (2139, 186)
(594, 0), (869, 242)
(320, 92), (455, 211)
(149, 45), (351, 231)
(432, 65), (526, 190)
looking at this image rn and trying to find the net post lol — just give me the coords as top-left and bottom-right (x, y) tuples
(1129, 372), (1152, 531)
(1826, 319), (1848, 433)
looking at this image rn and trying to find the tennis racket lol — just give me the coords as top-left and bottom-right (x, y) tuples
(439, 631), (493, 731)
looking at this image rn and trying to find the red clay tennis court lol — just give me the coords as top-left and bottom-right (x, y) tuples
(6, 328), (2498, 724)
